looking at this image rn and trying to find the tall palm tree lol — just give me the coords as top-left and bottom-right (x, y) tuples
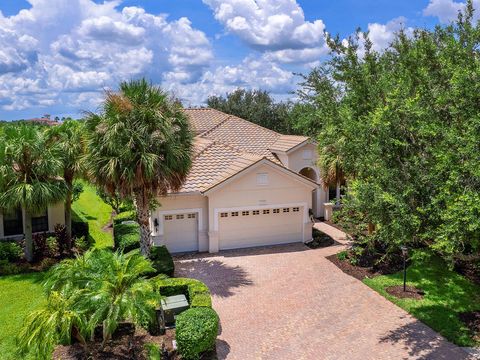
(0, 124), (67, 262)
(85, 79), (193, 257)
(46, 120), (86, 250)
(318, 143), (345, 205)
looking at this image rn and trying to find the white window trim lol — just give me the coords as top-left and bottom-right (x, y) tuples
(152, 208), (203, 236)
(213, 202), (309, 240)
(256, 173), (269, 186)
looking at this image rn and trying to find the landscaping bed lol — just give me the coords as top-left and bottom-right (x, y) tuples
(326, 253), (379, 281)
(385, 285), (424, 300)
(459, 311), (480, 343)
(305, 228), (335, 249)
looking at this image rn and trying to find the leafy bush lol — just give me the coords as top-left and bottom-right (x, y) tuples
(176, 307), (219, 360)
(72, 220), (89, 239)
(54, 224), (68, 254)
(46, 236), (58, 257)
(113, 210), (137, 226)
(337, 250), (348, 261)
(0, 241), (23, 262)
(73, 236), (89, 252)
(153, 277), (212, 308)
(0, 259), (23, 275)
(113, 223), (140, 252)
(150, 246), (174, 277)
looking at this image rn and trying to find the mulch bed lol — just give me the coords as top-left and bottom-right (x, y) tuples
(53, 325), (177, 360)
(326, 254), (379, 281)
(459, 311), (480, 342)
(454, 260), (480, 286)
(306, 233), (335, 249)
(385, 285), (424, 300)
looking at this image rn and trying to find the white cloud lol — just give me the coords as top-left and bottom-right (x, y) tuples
(367, 17), (412, 52)
(423, 0), (479, 23)
(203, 0), (327, 64)
(0, 0), (214, 114)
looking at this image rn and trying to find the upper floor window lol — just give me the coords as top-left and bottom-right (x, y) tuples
(256, 173), (268, 185)
(302, 149), (313, 160)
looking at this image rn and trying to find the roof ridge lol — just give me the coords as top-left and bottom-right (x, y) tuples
(193, 138), (217, 159)
(227, 114), (281, 138)
(198, 114), (233, 137)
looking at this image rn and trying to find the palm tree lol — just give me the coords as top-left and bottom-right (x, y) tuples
(0, 124), (66, 262)
(44, 249), (157, 345)
(17, 290), (88, 359)
(318, 143), (345, 205)
(85, 79), (193, 257)
(46, 120), (86, 250)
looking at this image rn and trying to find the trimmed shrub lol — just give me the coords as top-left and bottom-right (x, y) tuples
(72, 220), (89, 239)
(176, 307), (219, 360)
(114, 223), (140, 252)
(0, 241), (23, 262)
(154, 277), (212, 308)
(150, 246), (174, 277)
(113, 210), (137, 226)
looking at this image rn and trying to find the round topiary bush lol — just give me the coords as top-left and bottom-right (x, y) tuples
(175, 307), (219, 360)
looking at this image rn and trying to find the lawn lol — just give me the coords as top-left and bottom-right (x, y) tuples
(72, 181), (113, 248)
(0, 273), (45, 360)
(364, 250), (480, 347)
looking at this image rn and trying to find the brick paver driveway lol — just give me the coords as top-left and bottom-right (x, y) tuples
(175, 223), (471, 360)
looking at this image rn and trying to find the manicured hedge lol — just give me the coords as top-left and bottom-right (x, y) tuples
(113, 222), (140, 252)
(176, 307), (219, 360)
(150, 245), (174, 277)
(113, 210), (137, 226)
(72, 220), (89, 240)
(155, 277), (212, 308)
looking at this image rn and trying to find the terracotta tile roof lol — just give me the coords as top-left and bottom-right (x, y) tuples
(269, 135), (310, 152)
(180, 140), (262, 193)
(184, 108), (230, 135)
(173, 108), (314, 194)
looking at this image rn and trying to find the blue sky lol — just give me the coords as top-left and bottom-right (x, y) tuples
(0, 0), (472, 120)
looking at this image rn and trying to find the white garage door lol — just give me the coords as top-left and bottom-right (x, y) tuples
(218, 206), (304, 250)
(163, 213), (198, 253)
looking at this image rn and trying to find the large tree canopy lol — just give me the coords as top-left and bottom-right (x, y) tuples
(85, 79), (193, 257)
(300, 1), (480, 264)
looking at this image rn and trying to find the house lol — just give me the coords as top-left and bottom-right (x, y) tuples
(0, 203), (65, 240)
(150, 108), (329, 253)
(25, 115), (61, 126)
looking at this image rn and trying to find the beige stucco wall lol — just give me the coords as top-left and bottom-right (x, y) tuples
(0, 202), (65, 238)
(151, 193), (209, 251)
(207, 162), (314, 252)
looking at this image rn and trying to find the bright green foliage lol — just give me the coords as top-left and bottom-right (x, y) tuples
(0, 273), (45, 360)
(0, 124), (67, 262)
(20, 249), (158, 355)
(364, 251), (480, 346)
(113, 210), (137, 225)
(153, 277), (212, 308)
(114, 222), (140, 252)
(0, 242), (22, 262)
(175, 307), (219, 360)
(300, 2), (480, 264)
(84, 79), (193, 257)
(72, 181), (113, 248)
(207, 88), (300, 134)
(150, 245), (174, 277)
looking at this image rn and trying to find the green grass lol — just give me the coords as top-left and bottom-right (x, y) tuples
(364, 250), (480, 347)
(72, 182), (113, 248)
(0, 273), (46, 360)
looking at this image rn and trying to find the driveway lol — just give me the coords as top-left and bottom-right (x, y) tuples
(175, 223), (471, 360)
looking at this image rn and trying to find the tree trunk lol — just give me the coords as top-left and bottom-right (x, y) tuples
(24, 210), (33, 262)
(368, 222), (375, 235)
(335, 179), (341, 205)
(65, 189), (72, 251)
(134, 192), (152, 258)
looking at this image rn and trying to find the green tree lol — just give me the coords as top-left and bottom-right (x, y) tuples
(300, 1), (480, 264)
(0, 125), (66, 262)
(207, 88), (299, 134)
(85, 79), (193, 257)
(46, 120), (86, 250)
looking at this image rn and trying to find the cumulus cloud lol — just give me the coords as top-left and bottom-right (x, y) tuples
(203, 0), (327, 64)
(366, 17), (412, 52)
(0, 0), (213, 114)
(423, 0), (479, 23)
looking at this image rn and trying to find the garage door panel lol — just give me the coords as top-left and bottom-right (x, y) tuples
(219, 207), (303, 250)
(164, 213), (198, 253)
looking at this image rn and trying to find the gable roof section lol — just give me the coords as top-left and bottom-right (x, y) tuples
(203, 157), (318, 195)
(269, 135), (310, 153)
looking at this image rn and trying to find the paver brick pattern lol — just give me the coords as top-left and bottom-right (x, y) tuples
(175, 223), (471, 360)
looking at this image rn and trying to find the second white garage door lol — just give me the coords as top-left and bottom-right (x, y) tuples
(163, 213), (198, 253)
(218, 206), (304, 250)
